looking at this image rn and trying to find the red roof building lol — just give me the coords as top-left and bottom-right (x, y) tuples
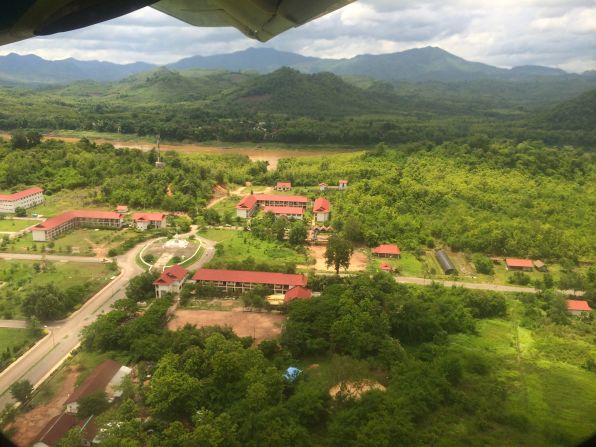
(154, 265), (189, 297)
(284, 286), (313, 303)
(236, 194), (308, 219)
(379, 262), (392, 271)
(31, 210), (123, 242)
(505, 258), (534, 271)
(192, 268), (307, 294)
(338, 180), (348, 190)
(34, 413), (97, 447)
(263, 205), (304, 219)
(275, 181), (292, 191)
(313, 197), (331, 222)
(132, 212), (167, 230)
(566, 300), (592, 315)
(372, 244), (401, 258)
(116, 205), (129, 213)
(65, 359), (123, 414)
(0, 186), (44, 201)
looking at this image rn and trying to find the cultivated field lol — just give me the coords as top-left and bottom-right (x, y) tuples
(168, 308), (286, 344)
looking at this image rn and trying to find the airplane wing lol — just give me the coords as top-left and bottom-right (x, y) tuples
(0, 0), (354, 46)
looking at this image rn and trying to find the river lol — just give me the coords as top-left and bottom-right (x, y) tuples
(1, 133), (353, 171)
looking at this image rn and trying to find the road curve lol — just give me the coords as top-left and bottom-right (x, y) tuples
(0, 243), (143, 409)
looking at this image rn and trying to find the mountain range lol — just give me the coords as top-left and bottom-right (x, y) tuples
(0, 47), (591, 85)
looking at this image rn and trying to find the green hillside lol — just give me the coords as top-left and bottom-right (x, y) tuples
(540, 88), (596, 130)
(222, 67), (393, 116)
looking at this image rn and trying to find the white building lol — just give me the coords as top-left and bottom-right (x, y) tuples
(153, 265), (189, 297)
(0, 186), (44, 213)
(313, 197), (331, 222)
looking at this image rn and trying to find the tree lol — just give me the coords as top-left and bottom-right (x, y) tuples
(472, 254), (493, 275)
(78, 391), (110, 418)
(126, 271), (158, 302)
(14, 207), (27, 217)
(325, 235), (353, 274)
(10, 129), (28, 149)
(10, 379), (33, 405)
(22, 284), (66, 320)
(288, 221), (308, 245)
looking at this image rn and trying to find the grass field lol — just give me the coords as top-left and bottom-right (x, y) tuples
(0, 220), (39, 232)
(4, 227), (147, 257)
(449, 318), (596, 445)
(0, 328), (38, 354)
(28, 188), (104, 217)
(0, 260), (115, 319)
(200, 228), (309, 269)
(373, 252), (425, 276)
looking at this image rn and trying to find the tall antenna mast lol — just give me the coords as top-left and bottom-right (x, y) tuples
(154, 134), (165, 168)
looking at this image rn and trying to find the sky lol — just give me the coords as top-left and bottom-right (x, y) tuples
(1, 0), (595, 73)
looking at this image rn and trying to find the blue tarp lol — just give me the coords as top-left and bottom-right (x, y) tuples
(284, 367), (302, 381)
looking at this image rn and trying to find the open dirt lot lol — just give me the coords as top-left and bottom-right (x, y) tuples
(6, 367), (78, 446)
(307, 245), (369, 272)
(168, 309), (286, 344)
(329, 380), (386, 400)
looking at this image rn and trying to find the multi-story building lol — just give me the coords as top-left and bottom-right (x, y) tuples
(191, 269), (307, 294)
(31, 210), (123, 241)
(0, 186), (44, 213)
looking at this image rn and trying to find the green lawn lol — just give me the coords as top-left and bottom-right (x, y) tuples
(4, 227), (148, 257)
(0, 260), (115, 319)
(0, 327), (41, 373)
(200, 228), (309, 269)
(0, 219), (39, 232)
(373, 252), (425, 276)
(449, 318), (596, 445)
(0, 328), (38, 353)
(28, 188), (104, 217)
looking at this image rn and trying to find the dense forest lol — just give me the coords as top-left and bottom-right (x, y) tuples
(0, 138), (257, 213)
(66, 272), (595, 446)
(270, 140), (595, 263)
(0, 66), (595, 147)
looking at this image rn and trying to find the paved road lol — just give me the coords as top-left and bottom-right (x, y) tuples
(395, 275), (585, 296)
(0, 244), (143, 409)
(0, 231), (219, 409)
(0, 253), (105, 263)
(0, 320), (27, 329)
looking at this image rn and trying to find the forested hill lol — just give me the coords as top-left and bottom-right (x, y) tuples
(222, 68), (393, 116)
(2, 47), (592, 85)
(539, 88), (596, 131)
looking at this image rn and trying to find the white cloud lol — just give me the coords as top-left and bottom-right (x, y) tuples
(0, 0), (594, 72)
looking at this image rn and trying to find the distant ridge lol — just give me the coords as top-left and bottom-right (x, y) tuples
(0, 47), (591, 85)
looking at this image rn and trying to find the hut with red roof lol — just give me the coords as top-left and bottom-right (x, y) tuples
(505, 258), (533, 271)
(566, 300), (592, 316)
(154, 265), (189, 297)
(372, 244), (401, 259)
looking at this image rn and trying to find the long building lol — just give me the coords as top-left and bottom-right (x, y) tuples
(191, 268), (307, 294)
(32, 210), (124, 241)
(0, 186), (44, 213)
(236, 194), (309, 219)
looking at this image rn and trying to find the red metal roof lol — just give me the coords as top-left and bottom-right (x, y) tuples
(263, 206), (304, 215)
(319, 182), (328, 186)
(35, 413), (78, 446)
(116, 205), (128, 211)
(566, 300), (592, 312)
(276, 181), (292, 188)
(380, 262), (392, 271)
(236, 195), (258, 209)
(132, 212), (166, 222)
(313, 197), (331, 213)
(255, 194), (308, 203)
(65, 359), (122, 404)
(373, 244), (401, 255)
(34, 210), (122, 231)
(284, 286), (313, 303)
(154, 265), (189, 285)
(192, 269), (307, 287)
(339, 180), (349, 184)
(505, 258), (534, 268)
(0, 186), (43, 202)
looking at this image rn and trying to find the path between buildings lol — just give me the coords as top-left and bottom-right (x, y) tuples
(0, 320), (27, 329)
(0, 253), (105, 263)
(206, 185), (246, 209)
